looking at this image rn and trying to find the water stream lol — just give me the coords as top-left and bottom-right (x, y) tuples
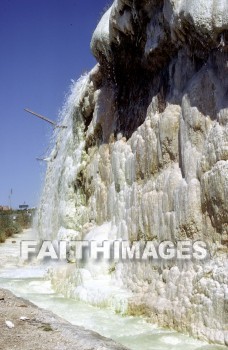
(0, 230), (225, 350)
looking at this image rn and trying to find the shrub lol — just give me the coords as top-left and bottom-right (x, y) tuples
(0, 213), (22, 243)
(0, 230), (6, 243)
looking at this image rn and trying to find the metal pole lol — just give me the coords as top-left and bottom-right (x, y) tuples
(24, 108), (57, 126)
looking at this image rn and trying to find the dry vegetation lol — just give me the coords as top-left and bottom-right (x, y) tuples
(0, 210), (33, 243)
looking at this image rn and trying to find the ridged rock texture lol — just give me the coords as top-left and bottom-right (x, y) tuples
(37, 0), (228, 346)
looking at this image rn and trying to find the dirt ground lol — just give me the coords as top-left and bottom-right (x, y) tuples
(0, 288), (128, 350)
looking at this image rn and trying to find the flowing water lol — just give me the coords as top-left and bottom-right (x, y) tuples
(0, 230), (225, 350)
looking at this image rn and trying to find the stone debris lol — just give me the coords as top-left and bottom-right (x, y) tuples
(5, 320), (15, 329)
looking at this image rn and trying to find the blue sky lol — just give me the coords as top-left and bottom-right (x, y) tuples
(0, 0), (109, 209)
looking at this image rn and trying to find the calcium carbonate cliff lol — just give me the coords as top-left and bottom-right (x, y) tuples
(37, 0), (228, 345)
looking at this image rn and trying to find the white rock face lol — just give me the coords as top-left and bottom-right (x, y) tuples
(164, 0), (228, 41)
(37, 0), (228, 346)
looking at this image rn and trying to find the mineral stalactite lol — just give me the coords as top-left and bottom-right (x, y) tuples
(37, 0), (228, 345)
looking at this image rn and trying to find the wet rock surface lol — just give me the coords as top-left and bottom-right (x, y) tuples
(37, 0), (228, 345)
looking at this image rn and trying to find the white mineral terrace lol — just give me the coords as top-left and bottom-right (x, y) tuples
(0, 230), (225, 350)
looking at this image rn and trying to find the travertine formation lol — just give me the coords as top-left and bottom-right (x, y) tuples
(37, 0), (228, 345)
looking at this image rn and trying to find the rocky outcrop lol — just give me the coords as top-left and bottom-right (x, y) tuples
(37, 0), (228, 346)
